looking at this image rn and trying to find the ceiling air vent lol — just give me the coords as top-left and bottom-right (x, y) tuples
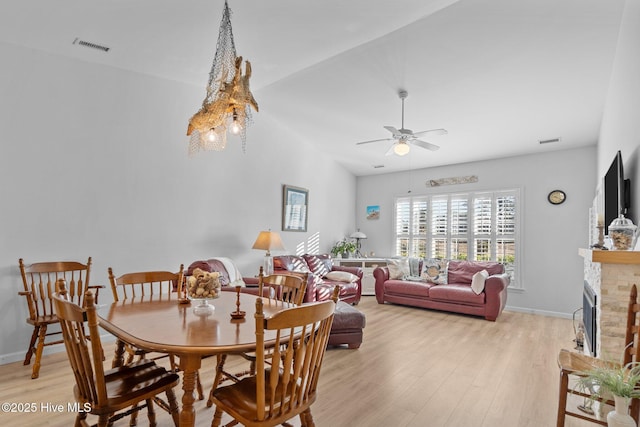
(73, 38), (110, 53)
(539, 137), (561, 145)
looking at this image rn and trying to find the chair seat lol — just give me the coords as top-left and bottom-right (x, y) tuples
(26, 315), (58, 325)
(99, 360), (180, 410)
(213, 370), (306, 420)
(558, 349), (619, 374)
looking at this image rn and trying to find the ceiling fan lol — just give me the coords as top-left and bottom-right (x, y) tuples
(356, 90), (447, 156)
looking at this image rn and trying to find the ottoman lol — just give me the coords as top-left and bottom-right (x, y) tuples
(328, 301), (366, 349)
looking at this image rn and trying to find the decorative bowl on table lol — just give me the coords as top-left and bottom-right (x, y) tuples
(186, 269), (221, 315)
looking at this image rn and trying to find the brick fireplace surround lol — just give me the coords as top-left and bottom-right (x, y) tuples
(580, 249), (640, 359)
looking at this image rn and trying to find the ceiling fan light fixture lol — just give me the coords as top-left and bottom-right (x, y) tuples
(394, 142), (410, 156)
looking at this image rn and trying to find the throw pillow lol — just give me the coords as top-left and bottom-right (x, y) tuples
(325, 271), (358, 283)
(471, 269), (489, 295)
(408, 257), (422, 278)
(421, 258), (448, 285)
(387, 258), (410, 280)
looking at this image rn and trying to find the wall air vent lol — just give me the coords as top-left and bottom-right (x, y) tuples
(73, 38), (110, 53)
(539, 137), (561, 145)
(373, 165), (385, 169)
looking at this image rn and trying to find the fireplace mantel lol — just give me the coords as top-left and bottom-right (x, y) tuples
(579, 248), (640, 265)
(579, 248), (640, 359)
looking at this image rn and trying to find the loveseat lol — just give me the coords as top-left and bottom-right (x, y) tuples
(273, 254), (363, 304)
(374, 259), (509, 321)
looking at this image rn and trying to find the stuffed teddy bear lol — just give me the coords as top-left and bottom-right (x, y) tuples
(187, 268), (221, 299)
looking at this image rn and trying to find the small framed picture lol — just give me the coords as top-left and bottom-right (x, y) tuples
(282, 185), (308, 232)
(367, 205), (380, 220)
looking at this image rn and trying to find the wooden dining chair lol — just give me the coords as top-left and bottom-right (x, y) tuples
(206, 268), (308, 407)
(18, 257), (102, 379)
(257, 267), (308, 306)
(210, 286), (339, 427)
(53, 279), (180, 427)
(556, 284), (640, 426)
(108, 265), (185, 305)
(108, 265), (204, 399)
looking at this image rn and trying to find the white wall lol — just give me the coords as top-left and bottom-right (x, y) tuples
(0, 42), (356, 363)
(356, 146), (597, 317)
(597, 0), (640, 228)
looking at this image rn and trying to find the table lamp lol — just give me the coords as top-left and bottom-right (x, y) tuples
(252, 230), (285, 275)
(350, 230), (367, 258)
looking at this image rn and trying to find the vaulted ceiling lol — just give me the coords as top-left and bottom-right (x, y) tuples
(1, 0), (625, 175)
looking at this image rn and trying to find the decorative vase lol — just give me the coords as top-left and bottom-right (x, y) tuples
(608, 215), (637, 250)
(607, 395), (636, 427)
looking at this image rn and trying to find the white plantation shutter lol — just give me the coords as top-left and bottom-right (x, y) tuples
(450, 196), (468, 235)
(473, 196), (492, 235)
(431, 197), (448, 235)
(394, 197), (428, 258)
(495, 193), (516, 280)
(450, 196), (468, 260)
(394, 189), (520, 288)
(395, 198), (411, 256)
(473, 195), (492, 260)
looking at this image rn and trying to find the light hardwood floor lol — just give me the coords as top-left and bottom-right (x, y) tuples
(0, 296), (600, 426)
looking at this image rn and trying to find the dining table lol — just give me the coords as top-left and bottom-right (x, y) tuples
(97, 290), (293, 427)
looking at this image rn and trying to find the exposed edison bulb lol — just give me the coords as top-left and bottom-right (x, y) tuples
(230, 119), (242, 135)
(205, 128), (217, 142)
(394, 142), (410, 156)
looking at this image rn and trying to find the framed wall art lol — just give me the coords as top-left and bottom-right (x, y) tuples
(366, 205), (380, 220)
(282, 185), (308, 232)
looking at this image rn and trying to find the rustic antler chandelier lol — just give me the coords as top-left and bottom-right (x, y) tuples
(187, 0), (258, 155)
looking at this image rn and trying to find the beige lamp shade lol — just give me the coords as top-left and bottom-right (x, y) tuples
(252, 231), (285, 256)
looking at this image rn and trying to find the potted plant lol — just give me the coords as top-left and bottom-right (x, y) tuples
(577, 361), (640, 426)
(331, 239), (357, 259)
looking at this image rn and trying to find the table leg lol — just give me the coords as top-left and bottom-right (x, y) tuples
(111, 339), (126, 368)
(178, 355), (202, 427)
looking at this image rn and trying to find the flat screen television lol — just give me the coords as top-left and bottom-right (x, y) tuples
(603, 150), (630, 235)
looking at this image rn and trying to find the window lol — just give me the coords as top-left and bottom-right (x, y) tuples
(394, 189), (520, 288)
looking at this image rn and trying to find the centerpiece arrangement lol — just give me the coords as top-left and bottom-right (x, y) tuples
(186, 268), (221, 315)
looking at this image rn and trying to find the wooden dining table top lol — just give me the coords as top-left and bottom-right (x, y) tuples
(97, 291), (293, 357)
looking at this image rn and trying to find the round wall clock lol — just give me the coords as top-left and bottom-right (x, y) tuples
(548, 190), (566, 205)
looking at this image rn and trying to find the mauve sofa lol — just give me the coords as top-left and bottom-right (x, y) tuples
(374, 260), (509, 321)
(274, 254), (363, 304)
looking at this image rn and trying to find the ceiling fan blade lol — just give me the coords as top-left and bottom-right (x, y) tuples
(383, 126), (401, 137)
(412, 128), (448, 137)
(356, 137), (393, 145)
(384, 143), (397, 156)
(412, 139), (440, 151)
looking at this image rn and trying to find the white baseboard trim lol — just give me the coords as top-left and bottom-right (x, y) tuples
(504, 305), (573, 319)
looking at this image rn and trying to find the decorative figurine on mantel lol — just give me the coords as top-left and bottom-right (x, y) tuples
(590, 213), (608, 250)
(230, 279), (246, 319)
